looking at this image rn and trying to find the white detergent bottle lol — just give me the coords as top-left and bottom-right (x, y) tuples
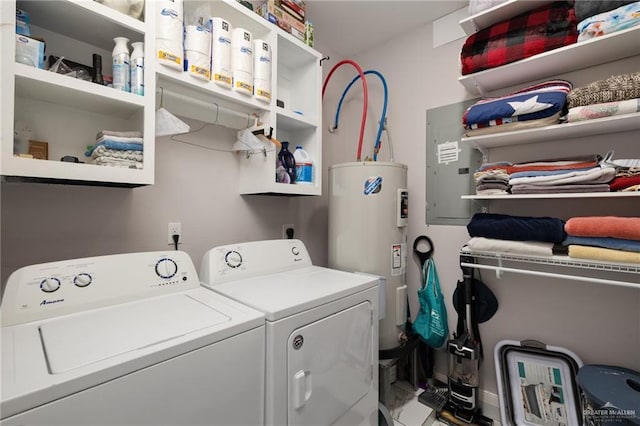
(130, 41), (144, 95)
(293, 145), (313, 184)
(112, 37), (130, 92)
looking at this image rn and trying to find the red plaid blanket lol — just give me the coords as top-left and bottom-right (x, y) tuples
(461, 1), (578, 76)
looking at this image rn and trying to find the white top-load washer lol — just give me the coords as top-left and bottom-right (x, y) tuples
(200, 239), (380, 426)
(1, 251), (265, 426)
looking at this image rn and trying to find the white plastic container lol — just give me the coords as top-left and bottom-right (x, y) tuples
(130, 41), (144, 96)
(293, 145), (313, 184)
(209, 17), (232, 88)
(184, 25), (211, 81)
(112, 37), (130, 92)
(253, 39), (271, 103)
(156, 0), (183, 70)
(231, 28), (253, 96)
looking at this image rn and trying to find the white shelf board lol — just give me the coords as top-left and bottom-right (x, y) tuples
(459, 0), (554, 35)
(240, 181), (320, 196)
(458, 26), (640, 95)
(1, 155), (152, 186)
(462, 192), (640, 200)
(156, 66), (270, 116)
(460, 249), (640, 275)
(16, 0), (145, 50)
(461, 112), (640, 149)
(277, 109), (318, 130)
(15, 63), (144, 118)
(277, 32), (321, 67)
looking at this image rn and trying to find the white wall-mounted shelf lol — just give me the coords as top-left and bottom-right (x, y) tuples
(460, 0), (553, 35)
(4, 0), (323, 193)
(16, 63), (144, 118)
(462, 112), (640, 149)
(458, 26), (640, 95)
(457, 1), (640, 289)
(3, 0), (155, 186)
(460, 249), (640, 289)
(462, 192), (640, 200)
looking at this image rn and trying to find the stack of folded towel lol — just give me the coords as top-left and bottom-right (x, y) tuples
(464, 213), (567, 257)
(86, 130), (144, 169)
(602, 153), (640, 192)
(473, 155), (616, 195)
(563, 216), (640, 264)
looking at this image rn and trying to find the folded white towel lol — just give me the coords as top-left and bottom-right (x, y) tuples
(509, 166), (616, 186)
(92, 157), (143, 169)
(92, 145), (143, 161)
(465, 237), (554, 256)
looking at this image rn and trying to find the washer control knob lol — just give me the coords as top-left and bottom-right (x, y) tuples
(74, 273), (92, 288)
(291, 246), (300, 256)
(225, 250), (243, 269)
(155, 258), (178, 279)
(40, 277), (61, 293)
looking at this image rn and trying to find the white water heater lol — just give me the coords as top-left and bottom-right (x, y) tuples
(328, 162), (408, 351)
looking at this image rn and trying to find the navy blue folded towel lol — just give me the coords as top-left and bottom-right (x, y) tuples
(467, 213), (566, 243)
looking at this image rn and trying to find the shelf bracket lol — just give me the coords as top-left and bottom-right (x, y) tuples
(495, 256), (504, 279)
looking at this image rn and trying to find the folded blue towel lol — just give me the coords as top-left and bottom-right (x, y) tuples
(85, 140), (144, 157)
(467, 213), (566, 243)
(562, 236), (640, 253)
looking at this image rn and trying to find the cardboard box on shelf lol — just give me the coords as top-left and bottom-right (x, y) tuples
(280, 0), (305, 23)
(28, 140), (48, 160)
(257, 0), (306, 41)
(15, 34), (45, 69)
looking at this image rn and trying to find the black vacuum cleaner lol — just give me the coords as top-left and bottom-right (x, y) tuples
(440, 255), (496, 426)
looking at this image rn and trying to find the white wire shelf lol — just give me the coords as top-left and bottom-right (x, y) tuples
(461, 192), (640, 200)
(460, 249), (640, 289)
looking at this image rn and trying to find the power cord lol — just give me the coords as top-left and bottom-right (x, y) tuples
(172, 233), (180, 250)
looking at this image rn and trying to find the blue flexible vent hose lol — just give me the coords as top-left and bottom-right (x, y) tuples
(334, 70), (388, 161)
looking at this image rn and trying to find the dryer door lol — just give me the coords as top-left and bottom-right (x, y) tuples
(287, 301), (373, 425)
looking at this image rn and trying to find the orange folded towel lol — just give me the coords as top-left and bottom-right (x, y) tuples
(565, 216), (640, 241)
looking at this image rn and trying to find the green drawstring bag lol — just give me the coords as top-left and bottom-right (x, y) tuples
(413, 258), (448, 348)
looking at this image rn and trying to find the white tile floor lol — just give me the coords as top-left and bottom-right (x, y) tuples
(387, 381), (435, 426)
(386, 381), (501, 426)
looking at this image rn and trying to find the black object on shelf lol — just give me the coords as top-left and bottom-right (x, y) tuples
(92, 54), (103, 85)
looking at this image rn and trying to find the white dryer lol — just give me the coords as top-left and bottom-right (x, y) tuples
(200, 239), (380, 426)
(1, 251), (265, 426)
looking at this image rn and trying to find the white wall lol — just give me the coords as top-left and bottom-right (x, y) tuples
(330, 14), (640, 396)
(1, 122), (305, 286)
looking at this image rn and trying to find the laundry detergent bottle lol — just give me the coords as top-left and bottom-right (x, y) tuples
(293, 145), (313, 184)
(112, 37), (130, 92)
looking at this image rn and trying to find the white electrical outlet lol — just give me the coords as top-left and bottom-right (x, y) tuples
(168, 222), (182, 245)
(282, 224), (295, 239)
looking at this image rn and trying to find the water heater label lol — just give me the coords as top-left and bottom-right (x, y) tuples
(391, 243), (405, 276)
(364, 177), (383, 195)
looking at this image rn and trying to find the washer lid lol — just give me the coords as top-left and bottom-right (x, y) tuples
(208, 266), (377, 321)
(40, 293), (230, 373)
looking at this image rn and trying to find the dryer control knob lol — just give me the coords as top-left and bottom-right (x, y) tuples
(155, 258), (178, 279)
(74, 273), (92, 287)
(225, 250), (243, 269)
(40, 277), (61, 293)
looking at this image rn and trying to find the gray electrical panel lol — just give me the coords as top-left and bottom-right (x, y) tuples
(426, 100), (482, 225)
